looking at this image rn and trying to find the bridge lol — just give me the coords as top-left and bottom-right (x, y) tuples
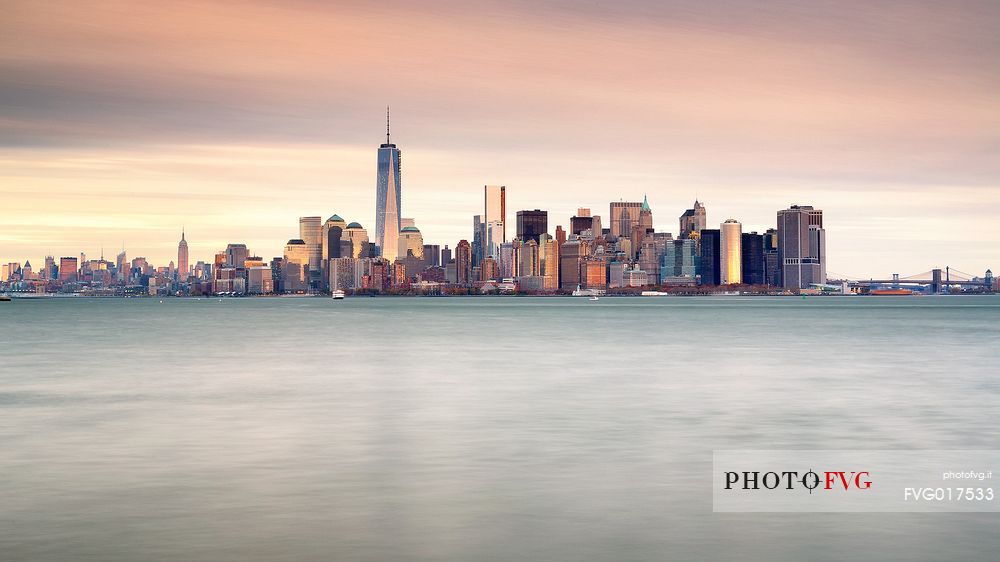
(828, 267), (992, 293)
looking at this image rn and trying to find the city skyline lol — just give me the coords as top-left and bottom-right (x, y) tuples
(2, 1), (998, 275)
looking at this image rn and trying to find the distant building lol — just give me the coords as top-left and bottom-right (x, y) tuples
(741, 232), (766, 285)
(610, 201), (643, 239)
(58, 257), (78, 282)
(398, 226), (424, 259)
(455, 240), (472, 285)
(720, 219), (742, 285)
(375, 109), (402, 262)
(484, 185), (506, 245)
(539, 233), (560, 291)
(177, 229), (189, 281)
(778, 205), (826, 289)
(660, 239), (697, 281)
(283, 239), (309, 292)
(345, 222), (369, 258)
(225, 243), (249, 269)
(516, 210), (548, 243)
(679, 200), (707, 239)
(698, 229), (721, 285)
(247, 266), (273, 294)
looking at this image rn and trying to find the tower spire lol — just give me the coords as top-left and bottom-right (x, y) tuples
(386, 105), (391, 144)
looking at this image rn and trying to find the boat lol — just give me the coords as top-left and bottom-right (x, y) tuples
(0, 295), (10, 302)
(589, 296), (599, 301)
(331, 289), (346, 300)
(870, 288), (915, 296)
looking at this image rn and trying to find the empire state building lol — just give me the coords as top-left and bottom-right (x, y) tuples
(375, 107), (401, 262)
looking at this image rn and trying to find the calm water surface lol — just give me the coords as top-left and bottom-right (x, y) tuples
(2, 296), (998, 561)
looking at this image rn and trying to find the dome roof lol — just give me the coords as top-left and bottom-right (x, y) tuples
(326, 214), (344, 223)
(347, 222), (363, 229)
(401, 226), (420, 233)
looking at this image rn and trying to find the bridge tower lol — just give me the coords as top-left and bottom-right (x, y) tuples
(932, 268), (942, 293)
(892, 273), (899, 288)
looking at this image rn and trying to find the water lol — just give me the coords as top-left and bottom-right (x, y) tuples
(2, 296), (998, 561)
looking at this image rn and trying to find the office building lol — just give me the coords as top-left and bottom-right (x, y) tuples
(679, 200), (707, 239)
(720, 219), (742, 285)
(698, 229), (721, 285)
(516, 210), (547, 243)
(177, 229), (189, 280)
(484, 185), (506, 244)
(777, 205), (826, 289)
(375, 109), (402, 262)
(610, 201), (643, 238)
(741, 232), (766, 285)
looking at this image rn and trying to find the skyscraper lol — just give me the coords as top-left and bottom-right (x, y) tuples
(455, 240), (472, 285)
(679, 200), (707, 239)
(516, 210), (547, 243)
(777, 205), (826, 289)
(177, 229), (189, 281)
(375, 108), (402, 262)
(484, 185), (506, 243)
(610, 201), (643, 239)
(299, 216), (323, 276)
(720, 219), (742, 285)
(698, 229), (721, 285)
(741, 232), (766, 285)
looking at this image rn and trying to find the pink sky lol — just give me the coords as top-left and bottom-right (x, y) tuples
(1, 0), (998, 277)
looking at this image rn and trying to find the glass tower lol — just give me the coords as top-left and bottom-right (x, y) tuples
(375, 107), (402, 262)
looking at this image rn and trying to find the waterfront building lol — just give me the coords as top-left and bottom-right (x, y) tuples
(283, 239), (309, 293)
(698, 229), (721, 285)
(777, 205), (826, 289)
(625, 266), (648, 287)
(516, 210), (548, 243)
(559, 238), (585, 291)
(741, 232), (766, 285)
(247, 266), (273, 294)
(398, 226), (424, 259)
(455, 240), (472, 285)
(329, 257), (357, 291)
(177, 229), (189, 281)
(610, 201), (643, 239)
(679, 200), (707, 239)
(583, 258), (607, 290)
(479, 256), (499, 281)
(539, 233), (560, 291)
(720, 219), (742, 285)
(375, 109), (402, 262)
(499, 242), (515, 279)
(660, 239), (698, 282)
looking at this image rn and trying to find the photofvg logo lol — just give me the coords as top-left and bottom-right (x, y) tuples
(713, 450), (1000, 512)
(724, 469), (871, 493)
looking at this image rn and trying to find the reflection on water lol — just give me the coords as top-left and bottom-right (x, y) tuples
(2, 296), (998, 561)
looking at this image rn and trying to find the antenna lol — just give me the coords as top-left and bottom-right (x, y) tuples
(386, 105), (391, 144)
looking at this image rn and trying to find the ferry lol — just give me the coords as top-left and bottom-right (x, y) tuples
(0, 295), (10, 302)
(572, 285), (602, 297)
(331, 289), (346, 300)
(869, 288), (915, 296)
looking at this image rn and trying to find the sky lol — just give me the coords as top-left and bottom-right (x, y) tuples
(1, 0), (998, 278)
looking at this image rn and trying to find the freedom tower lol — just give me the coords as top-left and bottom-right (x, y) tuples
(375, 107), (402, 262)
